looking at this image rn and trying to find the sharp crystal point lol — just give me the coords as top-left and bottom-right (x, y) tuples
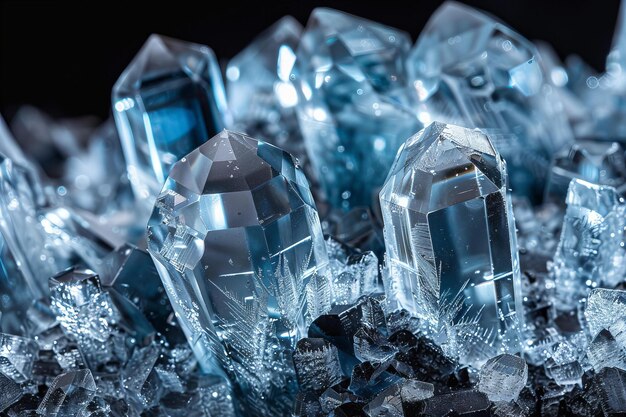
(113, 34), (231, 213)
(380, 122), (522, 364)
(292, 8), (420, 210)
(147, 129), (331, 414)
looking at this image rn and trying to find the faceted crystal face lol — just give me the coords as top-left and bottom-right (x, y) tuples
(292, 8), (420, 210)
(547, 140), (626, 201)
(113, 34), (230, 212)
(226, 17), (304, 155)
(147, 130), (331, 414)
(407, 1), (572, 200)
(380, 122), (522, 360)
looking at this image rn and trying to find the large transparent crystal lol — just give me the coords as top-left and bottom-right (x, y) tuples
(551, 180), (626, 309)
(292, 8), (420, 210)
(380, 122), (522, 362)
(407, 1), (572, 200)
(226, 17), (304, 157)
(147, 130), (332, 415)
(113, 34), (230, 214)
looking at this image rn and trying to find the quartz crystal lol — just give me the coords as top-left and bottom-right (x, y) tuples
(551, 180), (626, 309)
(478, 354), (528, 402)
(226, 17), (304, 157)
(113, 35), (230, 214)
(380, 122), (522, 363)
(292, 8), (420, 210)
(407, 1), (572, 200)
(546, 140), (626, 202)
(147, 130), (331, 415)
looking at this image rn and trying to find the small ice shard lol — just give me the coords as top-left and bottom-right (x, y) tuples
(544, 341), (585, 386)
(0, 333), (38, 383)
(552, 180), (626, 309)
(293, 338), (342, 392)
(585, 289), (626, 337)
(112, 34), (231, 214)
(587, 329), (626, 372)
(122, 343), (160, 395)
(0, 371), (22, 411)
(327, 238), (379, 305)
(362, 379), (434, 417)
(380, 122), (522, 364)
(478, 354), (528, 402)
(36, 369), (97, 417)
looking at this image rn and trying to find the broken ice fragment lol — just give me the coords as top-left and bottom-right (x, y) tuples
(112, 34), (230, 213)
(0, 333), (38, 383)
(587, 329), (626, 372)
(36, 369), (97, 417)
(353, 326), (398, 363)
(585, 289), (626, 337)
(293, 338), (342, 392)
(380, 122), (522, 363)
(0, 371), (22, 411)
(327, 238), (379, 305)
(478, 354), (528, 402)
(594, 367), (626, 416)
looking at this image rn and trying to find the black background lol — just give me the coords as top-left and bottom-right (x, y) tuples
(1, 0), (621, 122)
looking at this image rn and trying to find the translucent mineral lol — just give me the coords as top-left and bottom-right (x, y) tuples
(0, 333), (38, 383)
(407, 1), (572, 200)
(544, 340), (585, 386)
(587, 329), (626, 372)
(353, 326), (397, 363)
(327, 238), (379, 305)
(293, 338), (342, 392)
(36, 369), (96, 417)
(147, 130), (331, 414)
(546, 140), (626, 202)
(226, 16), (304, 156)
(585, 288), (626, 337)
(112, 34), (230, 213)
(595, 367), (626, 416)
(420, 390), (491, 417)
(552, 182), (626, 309)
(291, 8), (420, 210)
(478, 354), (528, 402)
(380, 122), (522, 363)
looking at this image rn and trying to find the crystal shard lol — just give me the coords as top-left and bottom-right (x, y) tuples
(407, 1), (572, 200)
(380, 122), (522, 363)
(546, 140), (626, 202)
(585, 289), (626, 337)
(0, 333), (38, 383)
(293, 338), (342, 392)
(147, 130), (331, 415)
(478, 354), (528, 402)
(36, 369), (96, 417)
(292, 8), (420, 210)
(113, 34), (230, 213)
(226, 17), (304, 156)
(0, 371), (22, 411)
(552, 181), (626, 309)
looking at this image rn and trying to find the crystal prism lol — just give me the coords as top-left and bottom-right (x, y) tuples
(147, 130), (331, 414)
(113, 34), (230, 213)
(551, 180), (626, 309)
(380, 122), (522, 362)
(226, 17), (304, 157)
(36, 369), (96, 417)
(407, 1), (572, 200)
(292, 8), (420, 210)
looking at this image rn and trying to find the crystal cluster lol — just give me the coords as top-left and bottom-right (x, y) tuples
(1, 1), (626, 415)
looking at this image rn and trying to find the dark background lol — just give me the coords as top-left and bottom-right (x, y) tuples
(1, 0), (621, 122)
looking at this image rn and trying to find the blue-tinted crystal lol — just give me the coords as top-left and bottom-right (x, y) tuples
(380, 122), (522, 364)
(551, 180), (626, 309)
(407, 1), (572, 200)
(113, 35), (230, 213)
(292, 8), (420, 210)
(147, 130), (332, 415)
(226, 17), (304, 157)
